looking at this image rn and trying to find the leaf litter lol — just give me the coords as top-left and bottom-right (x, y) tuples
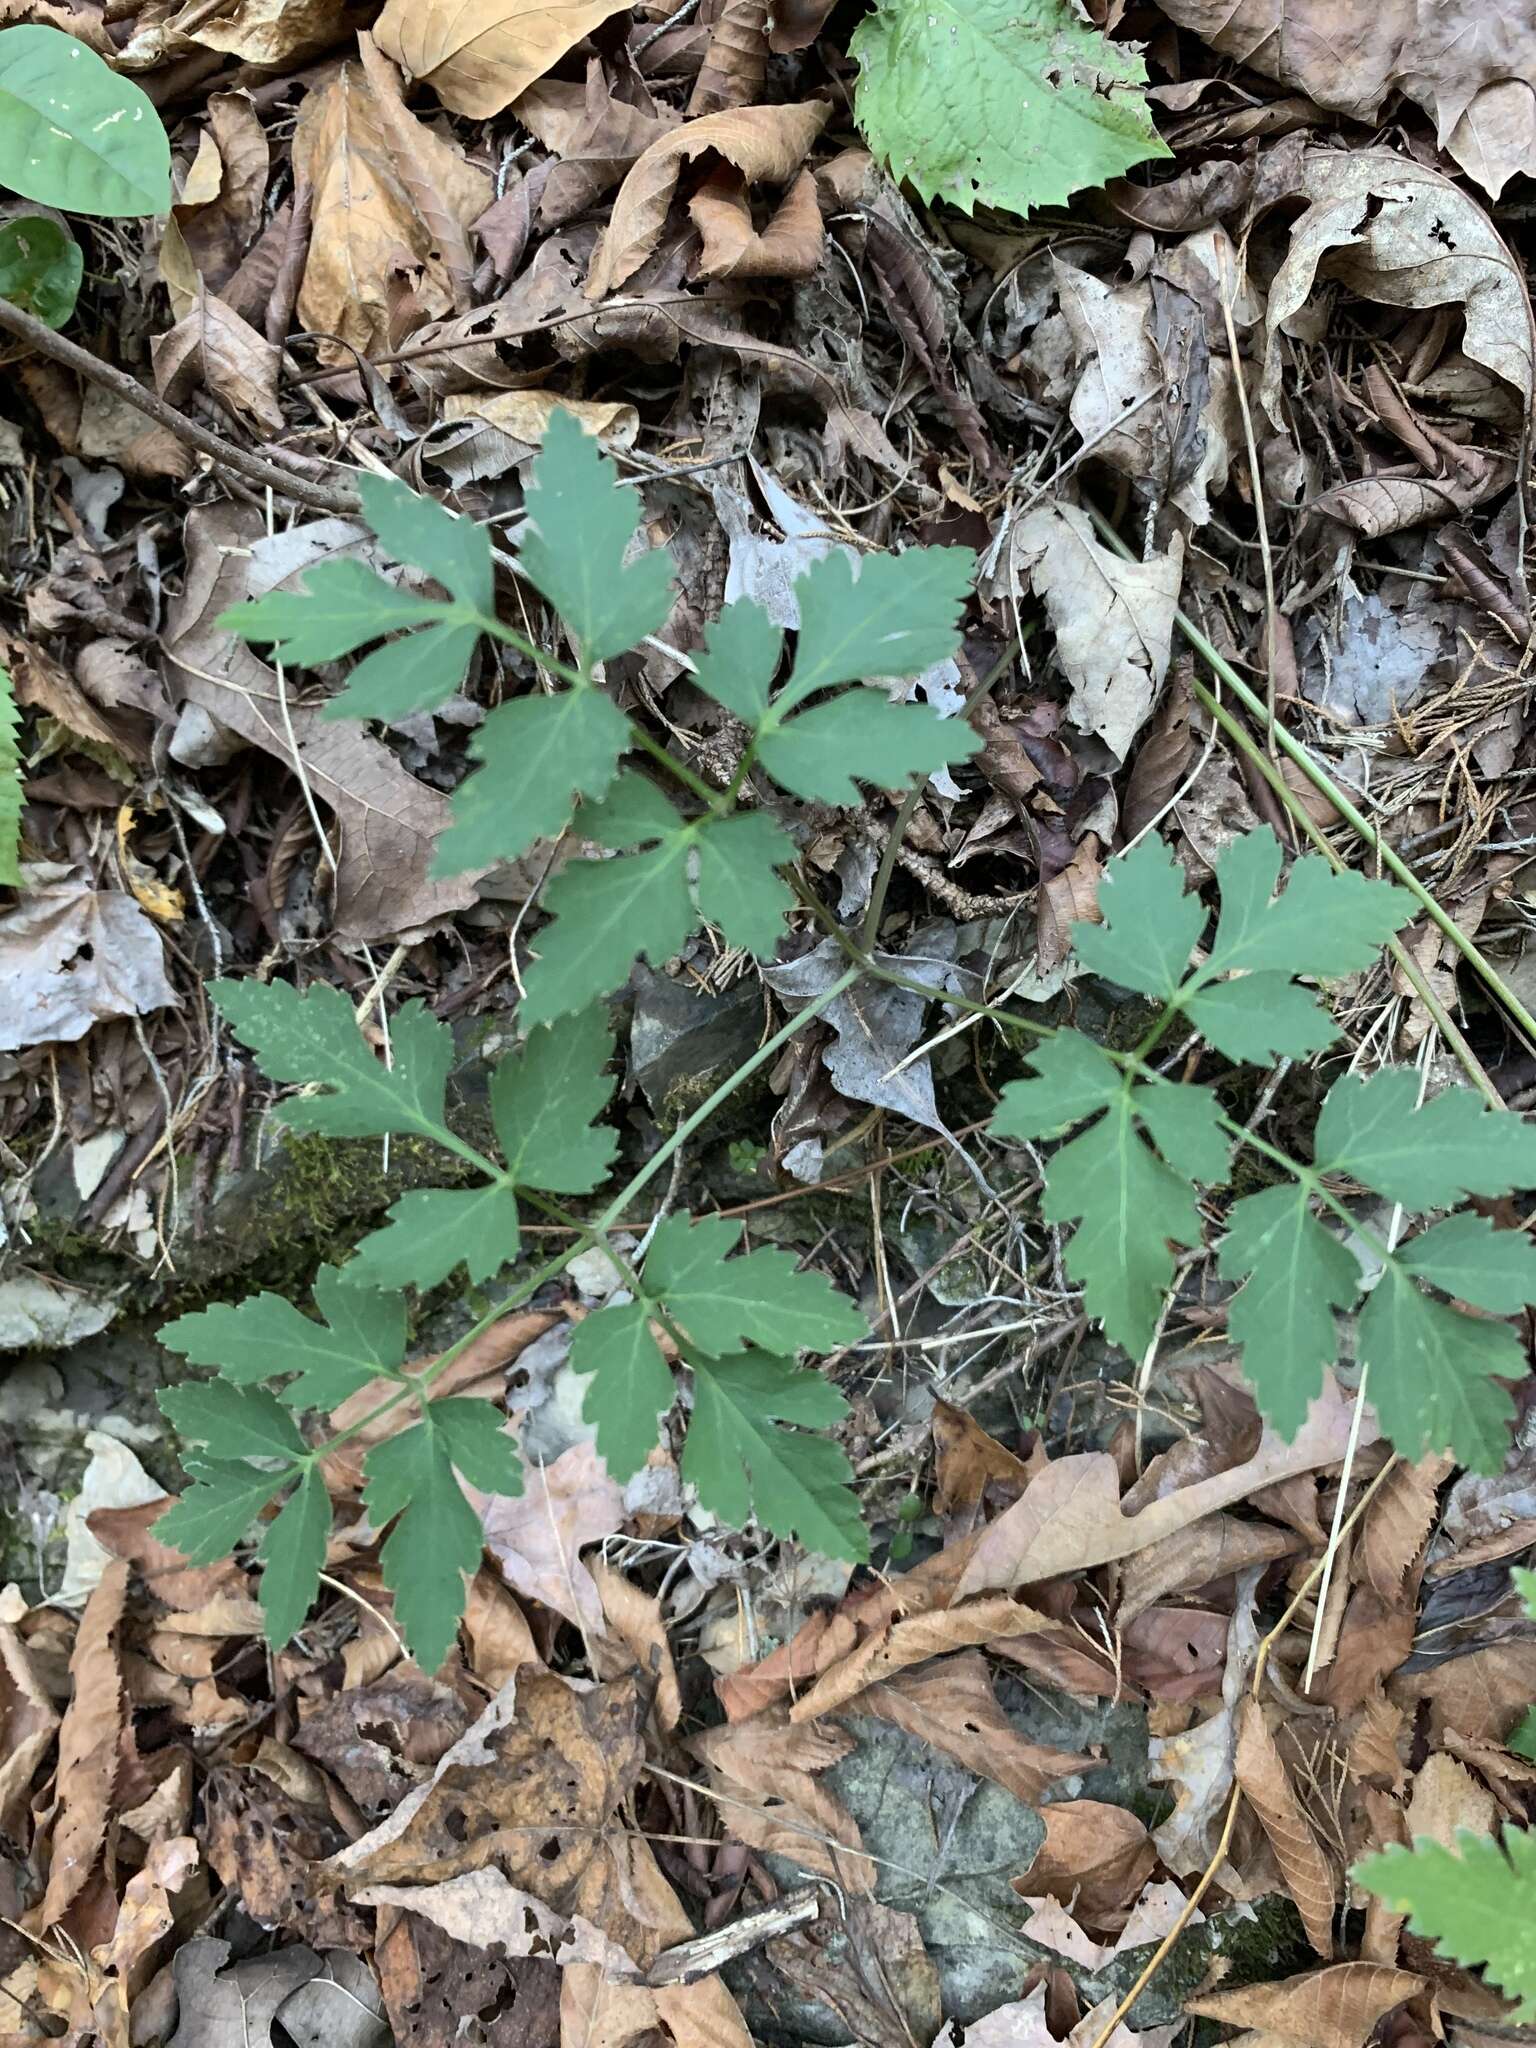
(4, 0), (1536, 2043)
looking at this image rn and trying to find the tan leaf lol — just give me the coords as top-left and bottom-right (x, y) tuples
(1347, 1687), (1408, 1792)
(1037, 835), (1104, 973)
(1359, 1454), (1452, 1604)
(476, 1441), (625, 1636)
(560, 1965), (754, 2048)
(1235, 1698), (1335, 1959)
(1119, 1514), (1300, 1627)
(517, 61), (681, 226)
(357, 1868), (639, 1975)
(957, 1374), (1371, 1601)
(176, 92), (269, 287)
(1013, 1802), (1155, 1931)
(931, 1400), (1032, 1527)
(463, 1568), (543, 1688)
(692, 1715), (874, 1894)
(716, 1605), (860, 1722)
(1313, 1588), (1414, 1711)
(292, 47), (490, 364)
(688, 0), (767, 115)
(1405, 1752), (1496, 1845)
(152, 294), (284, 436)
(42, 1560), (128, 1926)
(590, 1558), (682, 1732)
(374, 0), (632, 118)
(1185, 1963), (1424, 2048)
(849, 1653), (1091, 1807)
(442, 388), (640, 446)
(788, 1596), (1055, 1721)
(691, 165), (822, 280)
(177, 0), (375, 65)
(0, 1623), (59, 1837)
(1395, 1636), (1536, 1743)
(588, 101), (829, 299)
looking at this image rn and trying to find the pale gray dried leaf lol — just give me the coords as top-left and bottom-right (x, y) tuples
(270, 1955), (391, 2048)
(0, 1274), (116, 1352)
(475, 1440), (624, 1635)
(1298, 592), (1447, 726)
(166, 1938), (322, 2048)
(0, 873), (179, 1051)
(356, 1867), (639, 1974)
(1013, 502), (1183, 763)
(764, 936), (953, 1136)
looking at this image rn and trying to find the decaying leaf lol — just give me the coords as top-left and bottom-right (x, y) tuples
(691, 167), (824, 281)
(0, 870), (179, 1052)
(42, 1560), (128, 1926)
(1184, 1961), (1425, 2048)
(374, 0), (634, 118)
(476, 1440), (625, 1636)
(850, 1654), (1091, 1806)
(1014, 1801), (1156, 1931)
(1235, 1697), (1336, 1958)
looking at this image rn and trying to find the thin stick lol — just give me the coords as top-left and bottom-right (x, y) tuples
(0, 293), (361, 516)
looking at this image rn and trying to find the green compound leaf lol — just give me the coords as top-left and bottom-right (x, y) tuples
(1357, 1263), (1517, 1471)
(153, 1458), (289, 1565)
(0, 25), (172, 216)
(434, 689), (630, 875)
(1181, 974), (1338, 1064)
(327, 619), (482, 723)
(491, 1004), (618, 1194)
(1042, 1094), (1201, 1354)
(1515, 1566), (1536, 1621)
(0, 214), (81, 327)
(695, 811), (797, 956)
(255, 1464), (330, 1648)
(159, 1264), (405, 1406)
(692, 600), (782, 724)
(213, 980), (453, 1143)
(357, 471), (493, 622)
(757, 691), (980, 805)
(992, 1030), (1126, 1138)
(1218, 1186), (1361, 1438)
(222, 559), (446, 663)
(160, 1379), (307, 1463)
(1203, 830), (1411, 980)
(684, 1352), (867, 1562)
(0, 659), (22, 888)
(365, 1399), (520, 1671)
(351, 1184), (522, 1291)
(1316, 1070), (1536, 1209)
(849, 0), (1166, 219)
(520, 832), (694, 1029)
(1396, 1212), (1536, 1315)
(518, 408), (672, 665)
(1074, 836), (1204, 999)
(1130, 1081), (1230, 1184)
(568, 1298), (677, 1482)
(643, 1212), (867, 1358)
(1354, 1829), (1536, 2022)
(779, 548), (974, 705)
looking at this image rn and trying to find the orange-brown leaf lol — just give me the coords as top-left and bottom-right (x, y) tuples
(1235, 1697), (1335, 1959)
(1185, 1962), (1424, 2048)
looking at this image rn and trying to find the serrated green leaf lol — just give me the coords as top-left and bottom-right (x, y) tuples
(695, 811), (796, 955)
(491, 1005), (617, 1193)
(579, 769), (687, 847)
(222, 559), (449, 663)
(644, 1212), (866, 1357)
(780, 548), (973, 705)
(758, 691), (981, 804)
(1203, 830), (1409, 981)
(160, 1380), (307, 1462)
(518, 409), (672, 665)
(152, 1460), (287, 1564)
(1357, 1263), (1517, 1471)
(520, 837), (694, 1028)
(434, 688), (630, 875)
(1316, 1071), (1536, 1208)
(1218, 1186), (1360, 1437)
(325, 619), (481, 722)
(357, 472), (493, 619)
(256, 1464), (329, 1647)
(1517, 1566), (1536, 1621)
(364, 1418), (487, 1670)
(1396, 1213), (1536, 1315)
(1182, 974), (1338, 1063)
(569, 1298), (676, 1481)
(1353, 1830), (1536, 2021)
(692, 599), (782, 723)
(1131, 1081), (1230, 1184)
(159, 1265), (403, 1405)
(1510, 1709), (1536, 1761)
(0, 25), (172, 216)
(685, 1353), (866, 1560)
(351, 1184), (521, 1291)
(1043, 1095), (1201, 1353)
(428, 1396), (524, 1498)
(0, 660), (20, 888)
(214, 981), (453, 1142)
(849, 0), (1166, 218)
(0, 214), (81, 327)
(991, 1031), (1126, 1138)
(1073, 836), (1204, 1000)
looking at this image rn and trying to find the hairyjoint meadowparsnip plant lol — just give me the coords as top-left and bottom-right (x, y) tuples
(154, 410), (1536, 1675)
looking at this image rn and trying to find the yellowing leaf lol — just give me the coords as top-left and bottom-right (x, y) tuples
(374, 0), (633, 119)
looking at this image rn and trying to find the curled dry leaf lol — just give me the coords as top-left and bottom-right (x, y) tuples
(1261, 150), (1534, 427)
(931, 1400), (1032, 1528)
(1012, 501), (1183, 765)
(587, 101), (830, 298)
(355, 1868), (639, 1977)
(1235, 1697), (1336, 1959)
(516, 63), (682, 226)
(1403, 1752), (1497, 1847)
(689, 0), (769, 116)
(589, 1559), (682, 1733)
(475, 1439), (625, 1637)
(691, 166), (823, 281)
(1184, 1961), (1425, 2048)
(787, 1595), (1055, 1721)
(42, 1559), (129, 1927)
(692, 1714), (876, 1893)
(1118, 1512), (1300, 1628)
(0, 1623), (59, 1837)
(1013, 1801), (1156, 1931)
(151, 294), (284, 436)
(848, 1653), (1092, 1807)
(1359, 1454), (1452, 1604)
(374, 0), (633, 118)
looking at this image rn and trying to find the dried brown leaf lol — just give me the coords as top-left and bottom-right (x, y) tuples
(788, 1595), (1055, 1721)
(688, 0), (767, 115)
(1347, 1687), (1408, 1792)
(0, 1624), (59, 1838)
(374, 0), (632, 118)
(1404, 1752), (1496, 1846)
(1235, 1698), (1335, 1958)
(476, 1441), (625, 1636)
(1119, 1513), (1299, 1627)
(1037, 835), (1103, 973)
(1184, 1962), (1424, 2048)
(1013, 1802), (1155, 1931)
(152, 294), (284, 435)
(849, 1653), (1092, 1806)
(931, 1400), (1032, 1528)
(588, 101), (829, 298)
(692, 1718), (874, 1894)
(590, 1559), (681, 1733)
(1359, 1454), (1452, 1604)
(357, 1868), (639, 1976)
(42, 1560), (128, 1927)
(691, 166), (822, 281)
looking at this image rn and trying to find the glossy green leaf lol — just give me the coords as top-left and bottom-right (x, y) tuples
(568, 1298), (676, 1481)
(692, 599), (782, 723)
(351, 1184), (521, 1291)
(325, 619), (482, 722)
(685, 1352), (866, 1561)
(1219, 1186), (1360, 1437)
(1131, 1080), (1230, 1184)
(491, 1004), (618, 1193)
(0, 26), (171, 216)
(1316, 1070), (1536, 1209)
(357, 471), (493, 620)
(434, 688), (630, 874)
(0, 213), (80, 326)
(222, 559), (447, 664)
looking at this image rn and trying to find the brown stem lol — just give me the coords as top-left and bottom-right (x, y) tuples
(0, 294), (361, 517)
